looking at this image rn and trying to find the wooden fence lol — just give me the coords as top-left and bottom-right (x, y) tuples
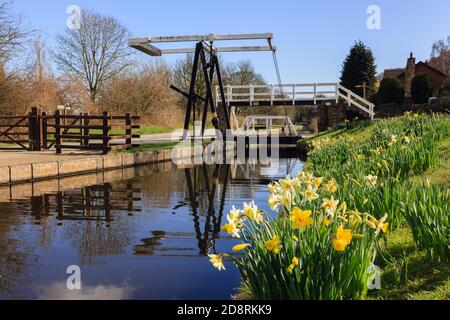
(0, 108), (140, 154)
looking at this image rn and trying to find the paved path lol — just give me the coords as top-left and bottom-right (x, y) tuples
(137, 129), (217, 144)
(0, 151), (102, 167)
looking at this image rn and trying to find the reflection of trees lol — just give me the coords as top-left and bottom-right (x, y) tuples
(25, 182), (142, 266)
(0, 202), (35, 299)
(137, 169), (186, 209)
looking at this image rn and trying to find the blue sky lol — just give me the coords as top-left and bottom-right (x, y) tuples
(12, 0), (450, 83)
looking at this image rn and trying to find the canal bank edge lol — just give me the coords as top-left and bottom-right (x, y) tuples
(0, 144), (213, 186)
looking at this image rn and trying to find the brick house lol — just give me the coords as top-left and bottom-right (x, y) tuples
(384, 53), (447, 99)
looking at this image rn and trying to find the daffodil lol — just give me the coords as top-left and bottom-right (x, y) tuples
(324, 179), (338, 193)
(265, 235), (281, 254)
(372, 147), (382, 155)
(333, 226), (353, 252)
(365, 174), (378, 187)
(208, 254), (229, 271)
(268, 194), (281, 212)
(322, 198), (339, 216)
(333, 239), (347, 252)
(268, 182), (280, 194)
(290, 208), (314, 230)
(232, 243), (251, 252)
(243, 201), (263, 224)
(280, 176), (300, 192)
(287, 257), (300, 273)
(376, 214), (389, 234)
(313, 177), (324, 188)
(388, 135), (398, 146)
(304, 186), (319, 202)
(281, 190), (292, 207)
(221, 223), (241, 238)
(228, 206), (242, 226)
(336, 226), (353, 245)
(292, 235), (299, 242)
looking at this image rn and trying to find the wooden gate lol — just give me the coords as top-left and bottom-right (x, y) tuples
(0, 107), (41, 151)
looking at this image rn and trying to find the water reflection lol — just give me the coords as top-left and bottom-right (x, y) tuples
(29, 182), (142, 224)
(0, 157), (303, 299)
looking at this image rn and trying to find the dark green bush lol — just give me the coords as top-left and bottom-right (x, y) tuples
(412, 74), (433, 103)
(377, 78), (404, 105)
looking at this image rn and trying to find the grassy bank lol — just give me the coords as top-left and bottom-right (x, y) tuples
(304, 115), (450, 300)
(227, 113), (449, 300)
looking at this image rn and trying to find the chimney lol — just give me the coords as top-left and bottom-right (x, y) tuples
(404, 52), (416, 99)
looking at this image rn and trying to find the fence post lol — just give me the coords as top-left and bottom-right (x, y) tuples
(42, 112), (47, 149)
(28, 107), (41, 151)
(55, 110), (61, 154)
(83, 113), (89, 149)
(79, 113), (83, 148)
(125, 113), (132, 148)
(102, 111), (109, 155)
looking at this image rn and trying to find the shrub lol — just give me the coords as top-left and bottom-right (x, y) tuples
(377, 77), (404, 105)
(411, 74), (433, 104)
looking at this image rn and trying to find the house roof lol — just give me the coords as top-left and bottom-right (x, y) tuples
(383, 68), (405, 79)
(397, 61), (447, 79)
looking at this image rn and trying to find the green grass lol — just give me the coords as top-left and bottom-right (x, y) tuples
(369, 227), (450, 300)
(118, 142), (179, 153)
(410, 137), (450, 188)
(90, 124), (173, 136)
(301, 120), (374, 144)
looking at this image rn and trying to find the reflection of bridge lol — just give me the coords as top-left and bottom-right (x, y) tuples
(217, 83), (375, 120)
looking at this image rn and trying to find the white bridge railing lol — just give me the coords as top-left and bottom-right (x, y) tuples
(216, 83), (375, 120)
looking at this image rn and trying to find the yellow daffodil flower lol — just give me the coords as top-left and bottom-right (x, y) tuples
(232, 243), (251, 252)
(281, 191), (292, 207)
(292, 235), (299, 242)
(268, 194), (281, 212)
(287, 257), (300, 274)
(290, 208), (314, 230)
(333, 239), (347, 252)
(243, 201), (263, 224)
(322, 198), (340, 216)
(221, 223), (241, 238)
(208, 253), (229, 271)
(268, 182), (280, 194)
(336, 226), (353, 245)
(324, 179), (338, 193)
(365, 174), (378, 187)
(313, 177), (324, 188)
(304, 186), (319, 202)
(265, 235), (281, 254)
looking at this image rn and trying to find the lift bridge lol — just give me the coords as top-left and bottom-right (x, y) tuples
(129, 33), (375, 145)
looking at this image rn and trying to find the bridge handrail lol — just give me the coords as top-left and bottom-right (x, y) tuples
(216, 83), (375, 120)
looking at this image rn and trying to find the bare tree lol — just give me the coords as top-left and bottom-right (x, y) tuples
(172, 54), (210, 117)
(26, 37), (63, 112)
(100, 61), (183, 127)
(430, 36), (450, 75)
(54, 9), (132, 104)
(0, 1), (28, 63)
(224, 60), (266, 86)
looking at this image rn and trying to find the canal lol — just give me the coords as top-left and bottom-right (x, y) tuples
(0, 157), (304, 300)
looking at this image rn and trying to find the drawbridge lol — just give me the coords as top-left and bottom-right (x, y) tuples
(129, 33), (375, 144)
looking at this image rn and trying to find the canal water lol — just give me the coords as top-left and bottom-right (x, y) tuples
(0, 157), (303, 300)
